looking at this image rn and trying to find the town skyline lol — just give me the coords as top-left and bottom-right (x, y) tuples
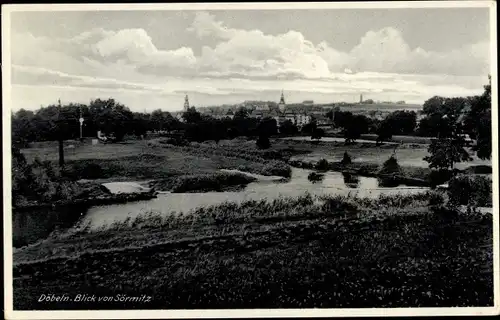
(9, 7), (491, 112)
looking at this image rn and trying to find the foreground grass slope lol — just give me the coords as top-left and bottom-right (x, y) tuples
(13, 194), (493, 309)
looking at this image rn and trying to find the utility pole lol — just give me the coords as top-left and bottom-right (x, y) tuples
(79, 105), (84, 141)
(57, 99), (65, 167)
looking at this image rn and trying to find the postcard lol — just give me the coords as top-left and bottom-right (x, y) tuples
(2, 1), (499, 319)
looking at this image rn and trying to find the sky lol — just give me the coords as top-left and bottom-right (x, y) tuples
(8, 6), (492, 112)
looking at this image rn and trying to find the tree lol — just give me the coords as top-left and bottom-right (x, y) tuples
(256, 135), (270, 149)
(333, 111), (352, 128)
(464, 76), (491, 160)
(425, 138), (472, 171)
(340, 152), (352, 165)
(418, 96), (469, 137)
(234, 107), (249, 119)
(150, 109), (177, 132)
(301, 121), (317, 134)
(132, 112), (149, 137)
(325, 110), (334, 121)
(11, 109), (36, 147)
(311, 128), (324, 140)
(424, 118), (472, 171)
(376, 119), (393, 145)
(182, 107), (202, 124)
(279, 119), (298, 135)
(211, 119), (227, 144)
(257, 117), (278, 137)
(385, 110), (417, 135)
(344, 115), (369, 144)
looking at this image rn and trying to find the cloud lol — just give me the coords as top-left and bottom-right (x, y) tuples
(12, 64), (165, 92)
(9, 11), (490, 111)
(92, 28), (197, 68)
(11, 28), (198, 79)
(188, 13), (489, 78)
(11, 12), (489, 83)
(190, 12), (336, 78)
(348, 27), (490, 76)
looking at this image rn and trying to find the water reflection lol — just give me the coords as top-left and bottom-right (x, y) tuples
(377, 176), (401, 188)
(13, 205), (88, 248)
(14, 168), (430, 246)
(79, 168), (429, 231)
(342, 172), (360, 188)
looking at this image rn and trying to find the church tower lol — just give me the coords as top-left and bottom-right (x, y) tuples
(278, 90), (286, 112)
(184, 95), (190, 112)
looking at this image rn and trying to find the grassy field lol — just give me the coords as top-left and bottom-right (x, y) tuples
(13, 137), (494, 309)
(13, 193), (493, 309)
(20, 138), (295, 183)
(19, 137), (491, 190)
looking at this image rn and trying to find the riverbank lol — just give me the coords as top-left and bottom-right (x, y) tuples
(149, 171), (258, 193)
(13, 181), (157, 213)
(13, 193), (493, 309)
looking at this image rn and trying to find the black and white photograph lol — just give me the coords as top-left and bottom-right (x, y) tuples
(2, 2), (499, 318)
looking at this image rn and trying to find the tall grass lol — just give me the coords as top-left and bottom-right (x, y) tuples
(448, 175), (492, 207)
(92, 192), (440, 234)
(151, 172), (257, 193)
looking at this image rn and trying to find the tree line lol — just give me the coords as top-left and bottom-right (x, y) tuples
(11, 98), (179, 147)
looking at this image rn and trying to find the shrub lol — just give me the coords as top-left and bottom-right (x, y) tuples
(378, 155), (402, 176)
(12, 149), (82, 206)
(428, 191), (445, 207)
(160, 137), (189, 146)
(342, 172), (359, 185)
(427, 169), (454, 188)
(448, 175), (492, 207)
(377, 176), (401, 188)
(315, 159), (329, 171)
(340, 152), (352, 165)
(464, 165), (492, 174)
(261, 160), (292, 178)
(256, 135), (271, 149)
(170, 172), (256, 193)
(307, 172), (324, 182)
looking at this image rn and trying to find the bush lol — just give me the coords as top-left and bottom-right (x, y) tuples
(464, 165), (492, 174)
(261, 161), (292, 178)
(160, 137), (189, 146)
(315, 159), (329, 171)
(378, 155), (402, 176)
(307, 172), (324, 182)
(428, 191), (445, 207)
(377, 176), (401, 188)
(342, 172), (359, 185)
(256, 135), (271, 149)
(427, 169), (455, 188)
(170, 172), (256, 193)
(12, 149), (82, 206)
(448, 175), (492, 207)
(340, 152), (352, 165)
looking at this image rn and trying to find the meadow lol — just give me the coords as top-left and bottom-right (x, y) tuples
(12, 135), (494, 309)
(13, 193), (493, 309)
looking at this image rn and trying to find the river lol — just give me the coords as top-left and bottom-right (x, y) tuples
(13, 168), (429, 247)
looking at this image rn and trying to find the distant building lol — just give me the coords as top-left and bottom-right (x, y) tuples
(184, 95), (190, 112)
(278, 91), (286, 112)
(360, 94), (363, 103)
(284, 109), (296, 123)
(256, 104), (269, 111)
(225, 109), (234, 120)
(296, 113), (312, 127)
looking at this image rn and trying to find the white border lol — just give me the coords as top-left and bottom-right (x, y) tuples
(2, 2), (499, 319)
